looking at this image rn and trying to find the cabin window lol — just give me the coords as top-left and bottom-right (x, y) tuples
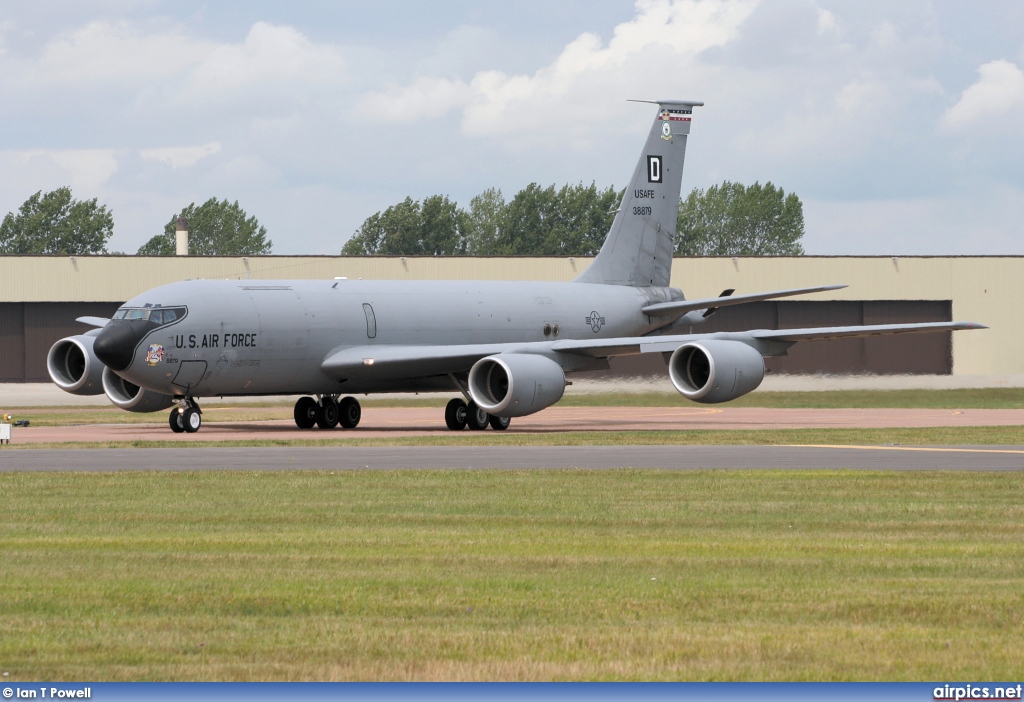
(112, 306), (185, 324)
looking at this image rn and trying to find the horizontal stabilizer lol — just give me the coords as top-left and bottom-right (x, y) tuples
(641, 285), (848, 317)
(75, 316), (110, 328)
(750, 321), (987, 342)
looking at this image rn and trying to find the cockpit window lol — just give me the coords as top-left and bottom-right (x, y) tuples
(112, 306), (185, 324)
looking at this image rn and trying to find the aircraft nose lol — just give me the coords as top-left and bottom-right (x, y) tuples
(93, 320), (138, 371)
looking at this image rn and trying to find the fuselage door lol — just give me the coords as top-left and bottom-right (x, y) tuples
(363, 303), (377, 339)
(172, 359), (208, 391)
(247, 286), (309, 359)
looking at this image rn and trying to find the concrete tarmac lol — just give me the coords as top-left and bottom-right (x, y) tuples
(3, 445), (1024, 471)
(6, 405), (1024, 445)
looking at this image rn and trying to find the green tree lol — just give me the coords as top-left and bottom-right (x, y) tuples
(498, 183), (557, 255)
(137, 198), (271, 256)
(675, 181), (805, 256)
(342, 183), (620, 256)
(0, 187), (114, 254)
(550, 182), (621, 256)
(464, 188), (506, 255)
(341, 195), (469, 256)
(496, 182), (621, 256)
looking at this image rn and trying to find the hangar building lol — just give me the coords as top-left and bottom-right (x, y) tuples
(0, 255), (1015, 382)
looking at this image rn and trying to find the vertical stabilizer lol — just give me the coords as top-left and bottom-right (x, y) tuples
(575, 100), (702, 287)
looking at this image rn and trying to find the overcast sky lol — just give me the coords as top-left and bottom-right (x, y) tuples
(1, 1), (1022, 255)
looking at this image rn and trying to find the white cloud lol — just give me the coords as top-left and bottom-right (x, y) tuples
(29, 21), (207, 85)
(184, 22), (346, 102)
(357, 0), (758, 137)
(941, 59), (1024, 130)
(140, 142), (222, 169)
(816, 8), (838, 35)
(1, 20), (345, 113)
(0, 149), (119, 195)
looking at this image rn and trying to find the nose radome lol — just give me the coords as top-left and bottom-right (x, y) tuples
(93, 320), (138, 371)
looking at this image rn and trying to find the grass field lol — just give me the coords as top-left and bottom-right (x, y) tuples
(6, 388), (1024, 427)
(7, 425), (1024, 449)
(1, 469), (1022, 681)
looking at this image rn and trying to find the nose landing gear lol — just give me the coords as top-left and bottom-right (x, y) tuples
(169, 398), (202, 433)
(293, 395), (361, 430)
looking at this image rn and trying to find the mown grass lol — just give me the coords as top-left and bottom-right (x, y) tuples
(6, 388), (1024, 427)
(7, 425), (1024, 449)
(1, 469), (1022, 680)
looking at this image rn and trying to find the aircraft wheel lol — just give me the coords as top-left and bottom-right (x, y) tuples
(466, 402), (489, 431)
(294, 396), (317, 429)
(182, 408), (202, 433)
(339, 396), (361, 428)
(445, 398), (468, 430)
(317, 397), (340, 429)
(488, 414), (511, 431)
(169, 409), (185, 433)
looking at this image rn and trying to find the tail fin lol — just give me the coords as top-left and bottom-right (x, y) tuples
(574, 99), (702, 287)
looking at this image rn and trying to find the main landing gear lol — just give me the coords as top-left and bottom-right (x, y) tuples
(169, 398), (202, 434)
(293, 395), (361, 430)
(444, 398), (510, 431)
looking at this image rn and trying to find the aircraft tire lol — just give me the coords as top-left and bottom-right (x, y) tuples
(466, 402), (489, 431)
(317, 397), (340, 429)
(169, 409), (185, 433)
(294, 397), (317, 429)
(445, 398), (468, 430)
(488, 414), (511, 431)
(183, 408), (201, 433)
(339, 396), (361, 429)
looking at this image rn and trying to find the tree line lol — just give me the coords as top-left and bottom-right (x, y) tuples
(0, 190), (271, 256)
(0, 181), (805, 257)
(343, 180), (804, 257)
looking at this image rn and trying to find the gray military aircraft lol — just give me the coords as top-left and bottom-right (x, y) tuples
(47, 100), (984, 433)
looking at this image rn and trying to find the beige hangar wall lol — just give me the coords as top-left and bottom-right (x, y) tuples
(0, 255), (1016, 375)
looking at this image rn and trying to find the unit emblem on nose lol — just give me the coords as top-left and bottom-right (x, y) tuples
(586, 311), (606, 333)
(145, 343), (165, 366)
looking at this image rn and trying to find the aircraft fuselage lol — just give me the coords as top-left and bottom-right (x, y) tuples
(108, 278), (681, 397)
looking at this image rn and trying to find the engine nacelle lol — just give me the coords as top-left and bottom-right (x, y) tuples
(102, 366), (176, 413)
(668, 340), (765, 404)
(47, 335), (105, 395)
(468, 354), (566, 417)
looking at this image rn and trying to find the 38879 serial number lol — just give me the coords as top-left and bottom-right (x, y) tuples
(632, 206), (652, 216)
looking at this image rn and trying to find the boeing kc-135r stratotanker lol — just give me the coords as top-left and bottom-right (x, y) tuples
(47, 100), (985, 433)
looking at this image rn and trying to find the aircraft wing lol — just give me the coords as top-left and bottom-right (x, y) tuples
(547, 321), (986, 356)
(76, 316), (110, 328)
(747, 321), (986, 342)
(321, 343), (527, 379)
(640, 284), (847, 317)
(321, 321), (985, 380)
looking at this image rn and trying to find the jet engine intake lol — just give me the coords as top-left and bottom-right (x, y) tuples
(668, 340), (765, 403)
(47, 335), (105, 395)
(102, 366), (176, 412)
(467, 353), (566, 417)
